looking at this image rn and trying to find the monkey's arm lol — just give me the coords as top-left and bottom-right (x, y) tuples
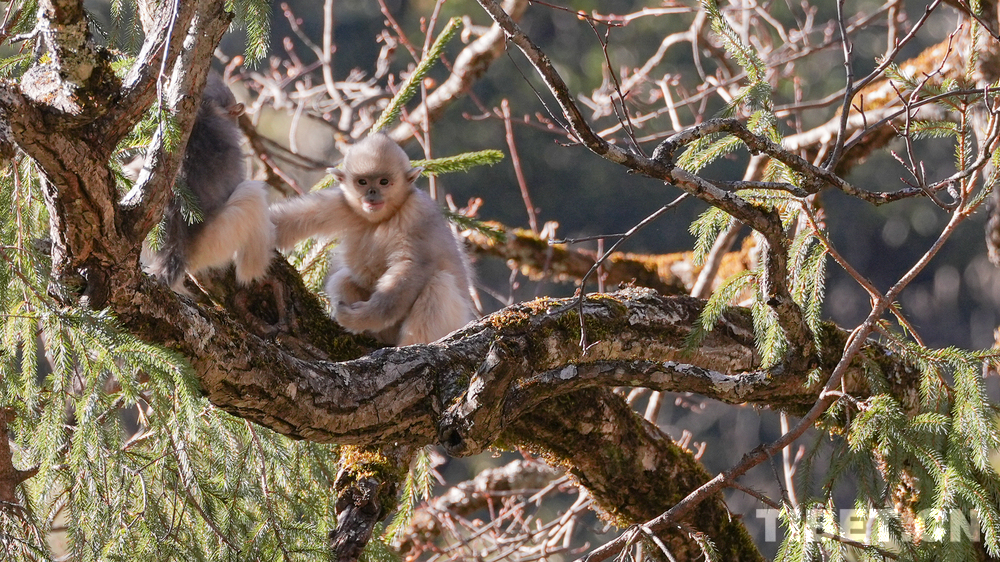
(270, 190), (353, 250)
(336, 257), (431, 333)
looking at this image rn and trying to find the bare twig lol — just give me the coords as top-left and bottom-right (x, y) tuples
(501, 99), (539, 234)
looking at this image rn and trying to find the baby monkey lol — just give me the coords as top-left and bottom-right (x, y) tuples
(144, 73), (273, 291)
(271, 134), (474, 346)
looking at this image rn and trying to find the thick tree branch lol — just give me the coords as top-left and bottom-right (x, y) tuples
(34, 0), (96, 85)
(507, 388), (764, 561)
(96, 266), (928, 557)
(1, 1), (233, 307)
(0, 89), (120, 304)
(20, 0), (109, 118)
(110, 274), (920, 452)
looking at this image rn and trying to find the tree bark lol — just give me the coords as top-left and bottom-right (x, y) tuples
(2, 1), (940, 556)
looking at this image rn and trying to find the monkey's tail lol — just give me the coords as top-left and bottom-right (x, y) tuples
(144, 203), (189, 289)
(186, 180), (275, 284)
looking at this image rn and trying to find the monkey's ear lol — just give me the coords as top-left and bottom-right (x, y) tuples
(406, 166), (423, 184)
(227, 103), (245, 117)
(329, 167), (346, 183)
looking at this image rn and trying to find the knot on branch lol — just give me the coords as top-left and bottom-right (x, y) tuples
(650, 140), (678, 170)
(330, 476), (387, 562)
(439, 340), (528, 456)
(20, 51), (120, 121)
(0, 408), (39, 506)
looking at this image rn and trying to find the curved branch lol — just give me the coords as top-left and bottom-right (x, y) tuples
(506, 388), (764, 561)
(473, 0), (779, 233)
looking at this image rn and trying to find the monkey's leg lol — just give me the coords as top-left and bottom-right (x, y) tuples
(396, 271), (475, 346)
(144, 201), (191, 289)
(186, 180), (274, 284)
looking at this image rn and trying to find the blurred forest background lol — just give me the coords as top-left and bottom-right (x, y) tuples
(70, 0), (1000, 556)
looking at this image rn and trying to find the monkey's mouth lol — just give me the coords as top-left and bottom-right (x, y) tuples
(362, 201), (385, 212)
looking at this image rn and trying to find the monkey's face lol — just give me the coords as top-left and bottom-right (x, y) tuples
(340, 173), (407, 222)
(330, 135), (423, 223)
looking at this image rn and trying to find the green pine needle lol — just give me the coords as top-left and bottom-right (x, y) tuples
(413, 149), (505, 175)
(371, 17), (462, 133)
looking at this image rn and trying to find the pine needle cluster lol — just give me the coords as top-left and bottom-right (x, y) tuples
(0, 149), (345, 559)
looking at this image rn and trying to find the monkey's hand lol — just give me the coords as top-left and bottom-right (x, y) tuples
(335, 301), (386, 333)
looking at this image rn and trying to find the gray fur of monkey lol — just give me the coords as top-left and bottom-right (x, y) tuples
(144, 73), (273, 291)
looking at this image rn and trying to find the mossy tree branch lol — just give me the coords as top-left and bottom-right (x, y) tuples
(464, 220), (756, 295)
(2, 1), (945, 557)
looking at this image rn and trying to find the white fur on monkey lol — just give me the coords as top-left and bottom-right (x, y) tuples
(270, 134), (474, 346)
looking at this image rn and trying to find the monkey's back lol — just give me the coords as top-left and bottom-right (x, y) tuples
(150, 73), (246, 287)
(182, 87), (245, 220)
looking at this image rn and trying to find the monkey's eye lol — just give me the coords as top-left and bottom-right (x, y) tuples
(358, 179), (368, 186)
(379, 178), (389, 186)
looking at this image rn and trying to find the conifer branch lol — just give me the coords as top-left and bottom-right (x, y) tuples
(413, 149), (505, 175)
(371, 17), (462, 133)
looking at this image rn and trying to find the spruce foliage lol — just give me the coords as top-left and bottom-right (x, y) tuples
(685, 2), (1000, 558)
(0, 152), (344, 559)
(370, 17), (463, 134)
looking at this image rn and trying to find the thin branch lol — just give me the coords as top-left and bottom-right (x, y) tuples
(502, 99), (539, 234)
(580, 193), (973, 562)
(826, 0), (944, 170)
